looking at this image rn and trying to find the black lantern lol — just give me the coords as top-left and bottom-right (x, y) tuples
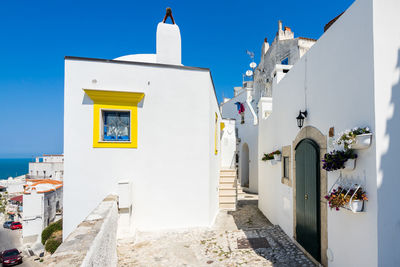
(296, 110), (308, 128)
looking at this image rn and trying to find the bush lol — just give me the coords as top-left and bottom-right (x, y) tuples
(45, 238), (62, 254)
(41, 219), (62, 245)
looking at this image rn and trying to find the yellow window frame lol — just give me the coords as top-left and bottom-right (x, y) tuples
(215, 112), (218, 155)
(84, 89), (144, 148)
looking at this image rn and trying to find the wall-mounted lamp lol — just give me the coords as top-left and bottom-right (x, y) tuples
(296, 110), (308, 128)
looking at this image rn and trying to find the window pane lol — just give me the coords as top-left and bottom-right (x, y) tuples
(103, 111), (130, 141)
(281, 57), (289, 65)
(284, 156), (289, 178)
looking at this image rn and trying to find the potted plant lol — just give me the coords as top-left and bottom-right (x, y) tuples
(273, 150), (282, 161)
(262, 150), (281, 164)
(347, 187), (368, 212)
(262, 153), (274, 161)
(324, 186), (368, 212)
(325, 187), (347, 211)
(322, 150), (358, 171)
(335, 127), (372, 150)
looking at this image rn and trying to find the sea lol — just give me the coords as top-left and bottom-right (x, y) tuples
(0, 158), (32, 180)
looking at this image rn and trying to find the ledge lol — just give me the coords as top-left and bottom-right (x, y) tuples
(47, 195), (118, 267)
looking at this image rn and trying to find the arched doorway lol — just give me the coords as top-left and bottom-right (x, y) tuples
(295, 139), (320, 262)
(292, 126), (328, 266)
(241, 143), (249, 187)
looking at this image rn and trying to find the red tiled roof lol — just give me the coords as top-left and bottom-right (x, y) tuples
(10, 195), (22, 203)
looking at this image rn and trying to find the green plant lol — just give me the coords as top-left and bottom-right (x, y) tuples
(262, 150), (281, 161)
(335, 127), (371, 150)
(41, 219), (62, 245)
(45, 238), (62, 254)
(0, 193), (7, 214)
(325, 187), (368, 211)
(322, 150), (358, 171)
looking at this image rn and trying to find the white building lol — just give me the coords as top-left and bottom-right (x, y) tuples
(28, 155), (64, 180)
(22, 179), (63, 243)
(0, 176), (25, 194)
(220, 22), (315, 193)
(256, 0), (400, 266)
(63, 11), (221, 240)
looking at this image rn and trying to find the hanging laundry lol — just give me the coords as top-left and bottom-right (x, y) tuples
(234, 102), (241, 111)
(234, 102), (245, 114)
(239, 103), (245, 114)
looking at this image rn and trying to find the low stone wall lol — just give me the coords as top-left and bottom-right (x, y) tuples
(47, 195), (118, 267)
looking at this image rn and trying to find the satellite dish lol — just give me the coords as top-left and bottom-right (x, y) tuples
(250, 62), (257, 69)
(246, 70), (253, 77)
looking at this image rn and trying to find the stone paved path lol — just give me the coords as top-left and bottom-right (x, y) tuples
(118, 199), (315, 267)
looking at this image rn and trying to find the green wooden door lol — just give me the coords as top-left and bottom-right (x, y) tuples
(295, 139), (320, 261)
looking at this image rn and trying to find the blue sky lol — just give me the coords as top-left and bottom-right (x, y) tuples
(0, 0), (353, 158)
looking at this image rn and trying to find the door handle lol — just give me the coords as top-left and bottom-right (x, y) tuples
(305, 194), (309, 200)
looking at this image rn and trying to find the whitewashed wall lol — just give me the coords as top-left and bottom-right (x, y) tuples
(28, 162), (63, 179)
(258, 0), (380, 266)
(372, 0), (400, 265)
(220, 119), (236, 169)
(64, 58), (220, 239)
(23, 192), (44, 242)
(221, 91), (259, 193)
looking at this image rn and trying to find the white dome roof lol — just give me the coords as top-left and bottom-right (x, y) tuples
(114, 54), (157, 63)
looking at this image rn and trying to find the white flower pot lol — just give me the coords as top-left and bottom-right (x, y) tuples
(273, 154), (281, 161)
(343, 158), (356, 171)
(350, 200), (364, 212)
(352, 133), (372, 150)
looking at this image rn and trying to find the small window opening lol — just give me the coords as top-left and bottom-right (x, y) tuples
(102, 111), (130, 141)
(283, 156), (290, 178)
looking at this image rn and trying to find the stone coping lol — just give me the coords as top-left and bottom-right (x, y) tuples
(47, 195), (118, 267)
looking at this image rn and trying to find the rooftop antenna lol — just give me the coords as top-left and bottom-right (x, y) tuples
(245, 50), (257, 81)
(162, 7), (175, 24)
(246, 50), (255, 61)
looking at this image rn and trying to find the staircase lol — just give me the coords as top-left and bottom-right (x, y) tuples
(219, 169), (237, 210)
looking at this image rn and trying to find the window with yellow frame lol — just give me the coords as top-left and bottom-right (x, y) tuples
(84, 89), (144, 148)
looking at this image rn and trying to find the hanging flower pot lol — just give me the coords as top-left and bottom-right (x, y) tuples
(262, 150), (281, 163)
(350, 200), (364, 212)
(322, 150), (358, 172)
(343, 158), (356, 171)
(352, 133), (372, 150)
(273, 154), (282, 161)
(335, 127), (372, 150)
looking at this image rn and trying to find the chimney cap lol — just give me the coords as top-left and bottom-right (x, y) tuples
(163, 7), (175, 24)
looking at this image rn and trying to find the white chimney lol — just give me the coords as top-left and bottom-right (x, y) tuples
(156, 8), (181, 65)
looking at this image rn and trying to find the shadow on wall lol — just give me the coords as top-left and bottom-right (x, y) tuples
(378, 49), (400, 266)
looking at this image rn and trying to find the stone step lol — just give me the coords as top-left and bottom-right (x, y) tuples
(220, 169), (236, 172)
(219, 183), (236, 189)
(220, 176), (235, 179)
(220, 170), (236, 176)
(219, 188), (236, 196)
(219, 202), (236, 210)
(219, 177), (235, 183)
(219, 196), (236, 203)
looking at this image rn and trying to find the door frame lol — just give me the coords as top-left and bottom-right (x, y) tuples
(240, 143), (249, 187)
(292, 126), (328, 266)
